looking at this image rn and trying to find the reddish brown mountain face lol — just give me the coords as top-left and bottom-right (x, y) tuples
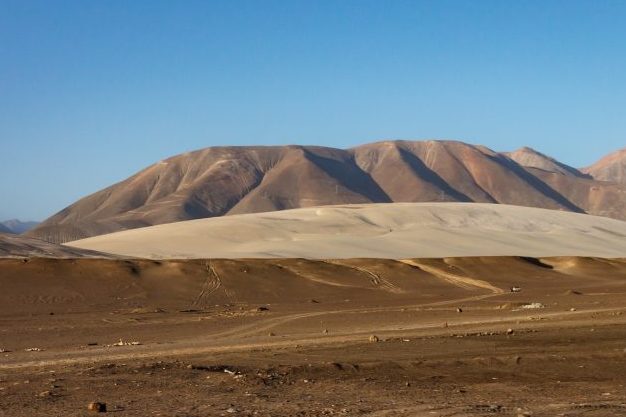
(27, 140), (626, 243)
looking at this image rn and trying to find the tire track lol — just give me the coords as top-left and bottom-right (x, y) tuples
(191, 261), (224, 309)
(399, 259), (503, 294)
(324, 260), (404, 294)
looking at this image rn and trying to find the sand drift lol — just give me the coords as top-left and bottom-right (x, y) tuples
(66, 203), (626, 259)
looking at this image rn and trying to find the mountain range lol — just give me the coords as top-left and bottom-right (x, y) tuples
(27, 140), (626, 243)
(0, 219), (39, 234)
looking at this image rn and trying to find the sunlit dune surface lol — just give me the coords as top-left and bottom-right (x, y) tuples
(67, 202), (626, 259)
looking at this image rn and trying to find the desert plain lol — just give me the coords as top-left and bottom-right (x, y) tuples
(2, 203), (626, 416)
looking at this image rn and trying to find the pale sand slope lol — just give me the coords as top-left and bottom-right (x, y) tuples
(66, 203), (626, 259)
(0, 233), (110, 258)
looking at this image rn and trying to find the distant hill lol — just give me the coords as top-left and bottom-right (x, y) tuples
(582, 148), (626, 183)
(27, 140), (626, 243)
(1, 219), (39, 234)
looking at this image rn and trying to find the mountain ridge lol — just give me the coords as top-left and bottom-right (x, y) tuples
(0, 219), (40, 234)
(27, 140), (626, 243)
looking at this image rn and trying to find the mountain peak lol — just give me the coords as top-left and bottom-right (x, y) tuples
(505, 147), (586, 178)
(583, 147), (626, 183)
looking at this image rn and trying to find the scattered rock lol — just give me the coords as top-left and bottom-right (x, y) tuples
(38, 391), (52, 397)
(322, 329), (329, 335)
(87, 342), (98, 346)
(25, 347), (43, 352)
(570, 308), (577, 312)
(108, 339), (141, 347)
(495, 303), (514, 310)
(309, 299), (319, 303)
(87, 402), (107, 412)
(130, 307), (165, 314)
(456, 307), (463, 313)
(256, 306), (269, 312)
(510, 286), (522, 293)
(268, 332), (276, 337)
(506, 328), (514, 335)
(565, 290), (583, 295)
(473, 404), (504, 413)
(0, 348), (10, 353)
(226, 407), (237, 413)
(521, 303), (545, 309)
(369, 335), (379, 343)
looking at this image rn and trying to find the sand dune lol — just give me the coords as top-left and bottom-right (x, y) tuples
(67, 202), (626, 259)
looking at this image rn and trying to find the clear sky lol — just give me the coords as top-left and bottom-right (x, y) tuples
(1, 0), (625, 220)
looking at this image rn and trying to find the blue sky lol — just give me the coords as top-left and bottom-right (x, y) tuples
(1, 0), (625, 220)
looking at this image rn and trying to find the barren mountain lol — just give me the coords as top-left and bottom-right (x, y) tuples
(0, 224), (13, 234)
(28, 140), (626, 243)
(583, 148), (626, 183)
